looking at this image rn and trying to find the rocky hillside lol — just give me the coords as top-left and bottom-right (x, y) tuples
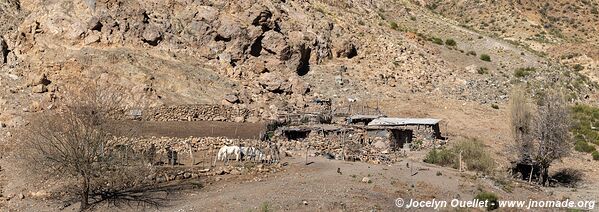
(418, 0), (599, 85)
(0, 0), (597, 128)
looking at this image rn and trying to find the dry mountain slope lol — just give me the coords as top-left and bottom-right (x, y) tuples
(418, 0), (599, 86)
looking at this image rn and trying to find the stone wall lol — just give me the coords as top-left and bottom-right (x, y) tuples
(135, 104), (262, 122)
(114, 136), (262, 153)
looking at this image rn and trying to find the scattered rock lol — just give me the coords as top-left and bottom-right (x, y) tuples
(335, 76), (343, 85)
(361, 177), (371, 183)
(224, 93), (240, 104)
(142, 25), (163, 46)
(29, 190), (50, 198)
(234, 116), (245, 123)
(84, 33), (101, 45)
(32, 84), (48, 93)
(290, 77), (310, 95)
(212, 116), (227, 121)
(28, 73), (51, 86)
(230, 169), (241, 175)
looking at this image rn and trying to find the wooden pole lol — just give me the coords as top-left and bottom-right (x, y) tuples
(305, 144), (309, 165)
(459, 150), (463, 172)
(528, 165), (534, 183)
(342, 131), (346, 161)
(188, 141), (195, 166)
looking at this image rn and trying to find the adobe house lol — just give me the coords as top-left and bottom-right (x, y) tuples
(364, 118), (444, 149)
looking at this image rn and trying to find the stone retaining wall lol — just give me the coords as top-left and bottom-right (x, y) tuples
(132, 104), (263, 122)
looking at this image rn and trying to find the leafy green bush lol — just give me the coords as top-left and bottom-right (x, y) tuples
(445, 39), (456, 46)
(514, 67), (536, 78)
(480, 54), (491, 62)
(477, 67), (488, 74)
(424, 148), (454, 166)
(475, 192), (499, 211)
(453, 139), (495, 173)
(571, 104), (599, 145)
(593, 151), (599, 160)
(430, 37), (444, 45)
(424, 139), (495, 174)
(389, 21), (399, 30)
(467, 51), (477, 56)
(574, 140), (596, 153)
(491, 104), (499, 109)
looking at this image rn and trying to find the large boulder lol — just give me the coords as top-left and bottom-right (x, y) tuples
(28, 73), (51, 86)
(216, 17), (243, 40)
(334, 38), (358, 58)
(142, 24), (163, 46)
(261, 31), (291, 60)
(258, 72), (290, 93)
(290, 77), (310, 95)
(223, 93), (240, 104)
(196, 6), (220, 23)
(247, 6), (276, 31)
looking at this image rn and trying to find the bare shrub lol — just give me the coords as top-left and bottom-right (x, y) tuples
(16, 83), (161, 210)
(510, 86), (534, 163)
(535, 90), (571, 185)
(509, 87), (572, 186)
(551, 168), (583, 188)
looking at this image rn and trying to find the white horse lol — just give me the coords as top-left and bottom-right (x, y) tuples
(215, 145), (241, 164)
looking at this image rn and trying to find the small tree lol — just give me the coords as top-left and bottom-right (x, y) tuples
(534, 90), (571, 185)
(509, 86), (534, 163)
(509, 87), (572, 186)
(20, 83), (146, 210)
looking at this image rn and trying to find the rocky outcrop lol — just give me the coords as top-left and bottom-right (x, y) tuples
(334, 38), (358, 59)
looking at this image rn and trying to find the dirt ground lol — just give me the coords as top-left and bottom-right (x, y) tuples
(2, 94), (598, 211)
(6, 150), (594, 211)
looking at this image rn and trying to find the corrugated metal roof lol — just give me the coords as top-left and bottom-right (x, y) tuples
(368, 118), (440, 126)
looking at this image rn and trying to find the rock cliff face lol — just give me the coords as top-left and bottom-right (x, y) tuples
(0, 0), (597, 127)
